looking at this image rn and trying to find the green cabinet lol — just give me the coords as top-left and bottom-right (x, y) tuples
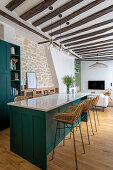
(0, 40), (21, 130)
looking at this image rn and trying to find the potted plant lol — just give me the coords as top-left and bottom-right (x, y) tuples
(63, 75), (73, 94)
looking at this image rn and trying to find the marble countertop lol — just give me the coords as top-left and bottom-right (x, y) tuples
(8, 93), (89, 112)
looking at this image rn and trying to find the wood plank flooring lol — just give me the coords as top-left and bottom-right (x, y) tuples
(0, 107), (113, 170)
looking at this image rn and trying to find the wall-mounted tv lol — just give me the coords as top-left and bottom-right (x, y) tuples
(88, 81), (105, 90)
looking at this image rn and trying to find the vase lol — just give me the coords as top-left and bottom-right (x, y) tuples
(67, 86), (70, 94)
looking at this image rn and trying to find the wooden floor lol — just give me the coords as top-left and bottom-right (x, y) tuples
(0, 107), (113, 170)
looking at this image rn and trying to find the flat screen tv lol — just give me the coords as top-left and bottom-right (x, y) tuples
(88, 81), (105, 90)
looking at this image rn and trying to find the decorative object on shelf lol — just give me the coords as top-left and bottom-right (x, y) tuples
(10, 57), (18, 70)
(11, 47), (15, 54)
(63, 75), (73, 94)
(15, 73), (19, 80)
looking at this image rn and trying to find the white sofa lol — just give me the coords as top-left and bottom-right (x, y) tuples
(88, 94), (109, 111)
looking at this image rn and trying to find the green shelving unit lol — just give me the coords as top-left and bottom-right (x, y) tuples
(75, 60), (81, 90)
(0, 40), (21, 130)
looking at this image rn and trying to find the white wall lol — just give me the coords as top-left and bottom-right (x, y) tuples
(50, 47), (75, 93)
(81, 61), (113, 97)
(0, 21), (15, 44)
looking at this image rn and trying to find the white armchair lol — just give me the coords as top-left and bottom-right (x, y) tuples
(88, 94), (109, 111)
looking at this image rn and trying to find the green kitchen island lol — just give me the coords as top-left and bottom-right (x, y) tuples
(8, 93), (88, 170)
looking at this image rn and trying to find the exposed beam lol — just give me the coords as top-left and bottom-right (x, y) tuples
(68, 39), (113, 50)
(20, 0), (57, 20)
(83, 56), (113, 60)
(32, 0), (83, 26)
(81, 53), (113, 57)
(64, 32), (113, 47)
(73, 43), (113, 52)
(78, 49), (113, 55)
(54, 19), (113, 40)
(49, 4), (113, 36)
(0, 10), (49, 40)
(61, 26), (113, 44)
(78, 58), (113, 61)
(74, 46), (113, 53)
(73, 43), (113, 53)
(42, 0), (105, 32)
(79, 58), (113, 61)
(0, 10), (78, 59)
(6, 0), (25, 11)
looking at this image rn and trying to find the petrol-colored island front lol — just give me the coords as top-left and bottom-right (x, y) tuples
(8, 93), (88, 170)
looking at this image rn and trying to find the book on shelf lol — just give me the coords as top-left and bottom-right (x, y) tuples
(10, 58), (18, 70)
(10, 59), (13, 70)
(11, 88), (19, 96)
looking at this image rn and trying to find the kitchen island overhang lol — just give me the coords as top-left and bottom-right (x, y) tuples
(8, 93), (89, 170)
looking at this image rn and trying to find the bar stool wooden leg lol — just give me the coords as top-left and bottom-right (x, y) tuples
(86, 121), (90, 145)
(63, 123), (65, 146)
(72, 126), (78, 170)
(89, 112), (94, 136)
(52, 122), (58, 160)
(70, 132), (71, 139)
(95, 106), (100, 126)
(93, 107), (97, 132)
(79, 124), (85, 154)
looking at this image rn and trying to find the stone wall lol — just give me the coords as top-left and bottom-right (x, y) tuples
(15, 34), (55, 88)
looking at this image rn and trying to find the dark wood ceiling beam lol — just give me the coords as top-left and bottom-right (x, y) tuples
(73, 43), (113, 53)
(50, 4), (113, 36)
(65, 32), (113, 47)
(32, 0), (83, 26)
(20, 0), (57, 20)
(55, 19), (113, 40)
(74, 46), (113, 53)
(0, 10), (49, 40)
(61, 26), (113, 44)
(42, 0), (105, 32)
(68, 39), (113, 50)
(80, 58), (113, 61)
(83, 56), (113, 59)
(81, 53), (113, 57)
(77, 49), (113, 55)
(6, 0), (25, 11)
(73, 43), (113, 52)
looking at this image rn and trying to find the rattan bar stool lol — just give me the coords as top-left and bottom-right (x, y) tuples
(91, 95), (100, 132)
(52, 102), (85, 170)
(14, 96), (28, 102)
(65, 98), (94, 144)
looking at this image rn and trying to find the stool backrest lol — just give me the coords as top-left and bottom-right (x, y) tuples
(14, 96), (28, 102)
(82, 98), (93, 111)
(92, 95), (100, 106)
(72, 102), (84, 124)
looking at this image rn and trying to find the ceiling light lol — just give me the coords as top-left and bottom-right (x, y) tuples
(89, 62), (108, 68)
(67, 49), (70, 54)
(59, 44), (63, 51)
(50, 39), (53, 47)
(49, 6), (53, 10)
(66, 21), (70, 25)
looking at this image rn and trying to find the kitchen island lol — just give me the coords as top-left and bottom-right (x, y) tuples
(8, 93), (88, 170)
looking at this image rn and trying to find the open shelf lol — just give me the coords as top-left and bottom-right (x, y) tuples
(10, 43), (21, 99)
